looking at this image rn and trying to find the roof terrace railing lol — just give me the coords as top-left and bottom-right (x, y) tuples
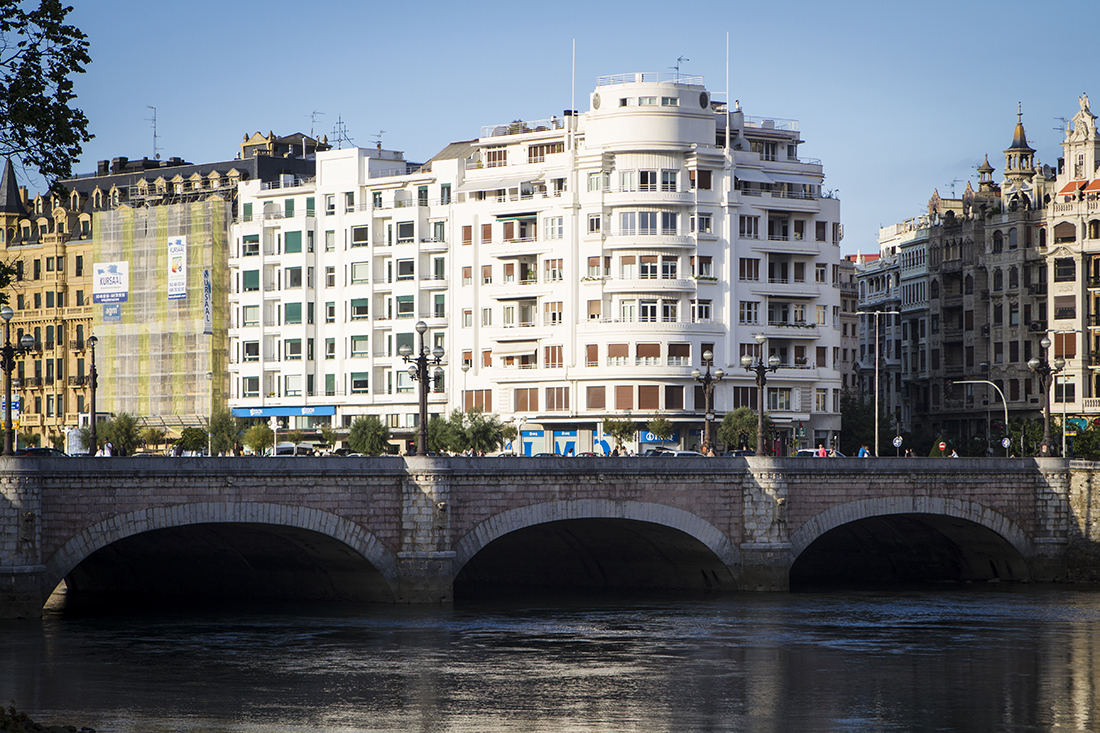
(596, 72), (704, 87)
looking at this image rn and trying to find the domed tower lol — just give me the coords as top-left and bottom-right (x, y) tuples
(1003, 106), (1037, 208)
(977, 154), (997, 192)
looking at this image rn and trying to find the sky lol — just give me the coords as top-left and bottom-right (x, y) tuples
(53, 0), (1100, 256)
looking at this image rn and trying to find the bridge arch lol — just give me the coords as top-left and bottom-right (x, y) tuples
(789, 497), (1035, 584)
(453, 500), (741, 591)
(45, 502), (399, 603)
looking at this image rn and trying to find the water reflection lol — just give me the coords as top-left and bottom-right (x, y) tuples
(2, 588), (1098, 732)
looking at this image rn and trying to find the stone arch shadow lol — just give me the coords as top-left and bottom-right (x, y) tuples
(45, 502), (399, 604)
(452, 500), (742, 591)
(788, 496), (1037, 583)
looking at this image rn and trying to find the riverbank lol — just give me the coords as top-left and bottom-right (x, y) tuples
(1, 705), (94, 733)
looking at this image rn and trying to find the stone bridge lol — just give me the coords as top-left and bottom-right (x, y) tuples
(2, 456), (1099, 617)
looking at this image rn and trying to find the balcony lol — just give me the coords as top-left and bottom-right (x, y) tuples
(1029, 321), (1048, 333)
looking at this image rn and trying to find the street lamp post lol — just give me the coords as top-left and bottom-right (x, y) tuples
(1027, 336), (1063, 457)
(950, 379), (1010, 457)
(740, 333), (780, 456)
(88, 334), (99, 456)
(398, 320), (444, 456)
(691, 349), (724, 452)
(1, 306), (35, 456)
(861, 309), (900, 457)
(461, 361), (470, 411)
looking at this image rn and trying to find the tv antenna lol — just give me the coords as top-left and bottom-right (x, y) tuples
(945, 178), (962, 197)
(671, 56), (689, 79)
(307, 110), (325, 138)
(1054, 116), (1070, 134)
(146, 106), (162, 160)
(331, 116), (354, 149)
(370, 130), (386, 150)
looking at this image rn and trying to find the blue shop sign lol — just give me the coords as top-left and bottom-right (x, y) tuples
(231, 406), (336, 418)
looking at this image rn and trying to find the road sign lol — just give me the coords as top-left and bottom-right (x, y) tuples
(892, 436), (903, 448)
(1002, 437), (1012, 448)
(939, 441), (946, 451)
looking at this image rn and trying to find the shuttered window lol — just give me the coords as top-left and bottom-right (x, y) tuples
(587, 385), (605, 409)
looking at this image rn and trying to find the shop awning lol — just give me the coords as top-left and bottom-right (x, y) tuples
(768, 173), (820, 186)
(456, 174), (539, 193)
(1083, 180), (1100, 193)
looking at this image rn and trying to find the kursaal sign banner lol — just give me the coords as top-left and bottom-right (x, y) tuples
(92, 261), (129, 303)
(167, 236), (187, 300)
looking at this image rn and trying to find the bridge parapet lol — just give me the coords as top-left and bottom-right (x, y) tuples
(0, 456), (1094, 617)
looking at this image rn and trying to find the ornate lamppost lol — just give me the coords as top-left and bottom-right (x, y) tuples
(1, 306), (35, 456)
(740, 333), (780, 456)
(691, 349), (724, 452)
(88, 334), (99, 455)
(398, 320), (444, 455)
(1028, 336), (1063, 457)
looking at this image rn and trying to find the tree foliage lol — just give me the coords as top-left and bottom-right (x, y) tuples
(603, 415), (638, 453)
(646, 414), (674, 442)
(439, 408), (506, 454)
(178, 426), (207, 453)
(140, 427), (166, 453)
(347, 414), (390, 455)
(0, 0), (93, 185)
(716, 406), (772, 453)
(208, 409), (236, 456)
(101, 412), (139, 456)
(242, 423), (273, 455)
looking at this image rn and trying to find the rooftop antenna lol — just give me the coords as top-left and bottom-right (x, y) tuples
(946, 178), (962, 197)
(671, 55), (689, 80)
(370, 130), (386, 151)
(331, 116), (354, 149)
(307, 110), (325, 138)
(146, 105), (161, 160)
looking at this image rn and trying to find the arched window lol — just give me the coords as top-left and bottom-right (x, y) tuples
(930, 279), (940, 298)
(964, 274), (974, 294)
(993, 230), (1004, 252)
(1008, 228), (1018, 249)
(1090, 220), (1100, 239)
(1039, 227), (1047, 248)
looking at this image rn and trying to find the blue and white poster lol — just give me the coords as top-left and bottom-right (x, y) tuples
(92, 261), (129, 303)
(167, 236), (187, 300)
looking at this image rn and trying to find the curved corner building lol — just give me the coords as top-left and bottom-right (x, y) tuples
(228, 73), (844, 454)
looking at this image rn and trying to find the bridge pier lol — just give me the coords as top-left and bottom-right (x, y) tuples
(1, 461), (46, 619)
(395, 459), (454, 603)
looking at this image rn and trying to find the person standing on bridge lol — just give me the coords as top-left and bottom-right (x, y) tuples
(857, 445), (870, 458)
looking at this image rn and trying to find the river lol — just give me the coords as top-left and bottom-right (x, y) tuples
(3, 586), (1098, 732)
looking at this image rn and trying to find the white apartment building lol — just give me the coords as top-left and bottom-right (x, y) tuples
(228, 73), (845, 454)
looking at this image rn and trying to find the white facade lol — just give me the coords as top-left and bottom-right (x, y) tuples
(227, 73), (845, 454)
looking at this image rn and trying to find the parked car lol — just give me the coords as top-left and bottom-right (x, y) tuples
(664, 450), (706, 457)
(13, 447), (69, 457)
(795, 449), (846, 458)
(723, 449), (756, 456)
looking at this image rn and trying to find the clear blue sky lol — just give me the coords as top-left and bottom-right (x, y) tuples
(60, 0), (1096, 255)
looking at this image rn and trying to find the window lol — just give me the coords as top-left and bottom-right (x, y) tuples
(1054, 258), (1076, 282)
(639, 96), (657, 106)
(639, 170), (658, 192)
(544, 345), (563, 368)
(351, 298), (369, 320)
(285, 339), (302, 360)
(481, 307), (492, 326)
(351, 226), (369, 246)
(440, 184), (451, 205)
(284, 231), (302, 254)
(661, 211), (677, 235)
(640, 256), (658, 279)
(242, 377), (259, 398)
(350, 335), (369, 357)
(816, 264), (827, 283)
(325, 194), (335, 215)
(396, 295), (414, 318)
(816, 221), (827, 242)
(739, 258), (760, 281)
(768, 387), (791, 411)
(344, 192), (354, 212)
(545, 301), (562, 325)
(695, 256), (713, 277)
(661, 170), (678, 192)
(639, 211), (657, 235)
(690, 170), (712, 190)
(397, 222), (414, 242)
(661, 256), (678, 279)
(351, 372), (369, 394)
(739, 301), (759, 324)
(486, 147), (507, 168)
(242, 235), (259, 257)
(242, 270), (260, 292)
(587, 385), (605, 410)
(1054, 295), (1076, 320)
(463, 309), (473, 327)
(243, 341), (259, 362)
(284, 302), (302, 324)
(482, 264), (492, 284)
(242, 305), (259, 327)
(661, 96), (679, 107)
(546, 386), (569, 411)
(397, 259), (414, 280)
(545, 258), (563, 282)
(739, 215), (760, 239)
(691, 214), (712, 234)
(692, 299), (712, 322)
(544, 216), (563, 239)
(285, 266), (302, 288)
(620, 211), (636, 235)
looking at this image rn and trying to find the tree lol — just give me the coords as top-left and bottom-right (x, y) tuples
(242, 423), (273, 455)
(603, 415), (638, 453)
(427, 414), (450, 454)
(18, 429), (39, 448)
(347, 415), (389, 455)
(319, 424), (341, 452)
(0, 1), (93, 186)
(647, 414), (675, 444)
(208, 409), (236, 456)
(464, 409), (505, 454)
(284, 429), (303, 454)
(140, 427), (166, 453)
(178, 426), (207, 453)
(103, 412), (139, 456)
(716, 406), (772, 453)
